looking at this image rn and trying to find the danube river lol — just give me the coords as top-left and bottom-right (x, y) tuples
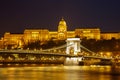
(0, 65), (120, 80)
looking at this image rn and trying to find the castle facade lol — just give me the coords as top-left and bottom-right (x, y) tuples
(0, 18), (120, 49)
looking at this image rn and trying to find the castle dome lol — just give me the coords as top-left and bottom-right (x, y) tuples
(59, 18), (66, 26)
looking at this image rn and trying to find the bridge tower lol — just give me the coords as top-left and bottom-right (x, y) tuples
(65, 38), (82, 65)
(66, 38), (81, 55)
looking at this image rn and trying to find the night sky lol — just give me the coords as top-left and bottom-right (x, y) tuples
(0, 0), (120, 37)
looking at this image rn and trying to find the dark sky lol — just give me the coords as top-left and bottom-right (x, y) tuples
(0, 0), (120, 36)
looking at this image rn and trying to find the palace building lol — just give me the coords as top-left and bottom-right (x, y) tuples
(0, 18), (120, 49)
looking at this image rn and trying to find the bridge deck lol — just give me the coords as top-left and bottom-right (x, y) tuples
(0, 50), (115, 60)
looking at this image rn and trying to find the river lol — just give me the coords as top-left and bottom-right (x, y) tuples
(0, 65), (120, 80)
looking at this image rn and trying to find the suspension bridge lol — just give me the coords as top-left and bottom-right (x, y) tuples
(0, 38), (117, 65)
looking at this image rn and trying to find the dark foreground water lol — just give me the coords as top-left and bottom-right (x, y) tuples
(0, 65), (120, 80)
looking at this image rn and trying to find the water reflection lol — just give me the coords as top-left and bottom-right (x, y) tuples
(0, 66), (120, 80)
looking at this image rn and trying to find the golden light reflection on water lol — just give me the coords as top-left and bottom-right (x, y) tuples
(89, 65), (111, 73)
(0, 66), (120, 80)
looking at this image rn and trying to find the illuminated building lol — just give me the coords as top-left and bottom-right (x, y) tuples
(3, 32), (23, 48)
(0, 18), (120, 49)
(101, 32), (120, 40)
(23, 29), (49, 44)
(58, 18), (67, 40)
(75, 28), (100, 39)
(49, 31), (57, 40)
(67, 31), (75, 38)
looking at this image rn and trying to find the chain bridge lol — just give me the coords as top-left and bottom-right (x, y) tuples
(0, 38), (117, 65)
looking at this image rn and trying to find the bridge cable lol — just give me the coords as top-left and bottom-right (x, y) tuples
(42, 44), (74, 52)
(80, 45), (96, 54)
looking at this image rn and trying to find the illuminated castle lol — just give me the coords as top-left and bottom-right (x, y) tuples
(0, 18), (120, 49)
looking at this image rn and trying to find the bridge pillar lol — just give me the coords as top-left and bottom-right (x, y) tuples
(66, 38), (81, 55)
(65, 38), (82, 65)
